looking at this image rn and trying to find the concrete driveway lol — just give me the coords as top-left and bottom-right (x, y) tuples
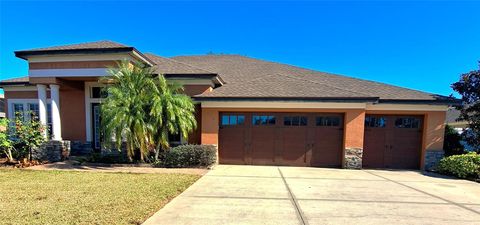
(143, 165), (480, 225)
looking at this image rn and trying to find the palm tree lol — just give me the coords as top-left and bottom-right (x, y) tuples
(149, 74), (197, 160)
(100, 61), (197, 162)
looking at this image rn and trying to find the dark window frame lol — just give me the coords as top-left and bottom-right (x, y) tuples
(284, 116), (308, 126)
(221, 114), (245, 126)
(316, 116), (341, 127)
(395, 117), (420, 129)
(365, 116), (387, 128)
(252, 115), (276, 126)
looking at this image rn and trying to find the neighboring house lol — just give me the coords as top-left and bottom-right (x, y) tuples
(446, 107), (468, 131)
(0, 40), (456, 170)
(0, 94), (5, 118)
(446, 107), (475, 151)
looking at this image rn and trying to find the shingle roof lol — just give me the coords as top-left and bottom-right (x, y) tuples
(14, 40), (155, 65)
(16, 40), (130, 52)
(0, 76), (29, 85)
(172, 54), (449, 101)
(446, 108), (463, 123)
(144, 53), (215, 75)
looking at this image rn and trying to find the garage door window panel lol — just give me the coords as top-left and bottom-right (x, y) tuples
(253, 115), (276, 125)
(284, 116), (307, 126)
(395, 117), (420, 129)
(221, 114), (245, 126)
(365, 116), (386, 128)
(316, 116), (341, 127)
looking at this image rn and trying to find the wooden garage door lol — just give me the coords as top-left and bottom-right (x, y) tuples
(219, 112), (344, 167)
(363, 115), (423, 169)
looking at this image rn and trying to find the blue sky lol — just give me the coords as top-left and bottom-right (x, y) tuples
(1, 0), (479, 96)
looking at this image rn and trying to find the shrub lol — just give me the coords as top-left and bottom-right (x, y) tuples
(162, 145), (216, 168)
(437, 152), (480, 179)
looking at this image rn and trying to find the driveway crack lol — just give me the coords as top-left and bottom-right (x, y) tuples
(278, 167), (309, 225)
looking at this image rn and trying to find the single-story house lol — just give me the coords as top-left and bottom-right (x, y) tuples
(0, 40), (456, 170)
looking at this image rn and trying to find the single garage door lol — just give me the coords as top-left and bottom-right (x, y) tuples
(363, 115), (423, 169)
(219, 112), (343, 167)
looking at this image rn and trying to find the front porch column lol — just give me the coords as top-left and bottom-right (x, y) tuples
(36, 84), (48, 137)
(50, 84), (62, 140)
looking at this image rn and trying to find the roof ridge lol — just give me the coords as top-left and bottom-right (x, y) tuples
(145, 53), (217, 74)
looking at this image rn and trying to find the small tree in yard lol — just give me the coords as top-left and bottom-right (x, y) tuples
(12, 112), (47, 161)
(0, 118), (15, 162)
(452, 62), (480, 152)
(443, 125), (465, 156)
(101, 61), (197, 162)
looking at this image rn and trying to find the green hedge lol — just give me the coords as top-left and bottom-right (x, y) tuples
(437, 152), (480, 179)
(162, 145), (217, 168)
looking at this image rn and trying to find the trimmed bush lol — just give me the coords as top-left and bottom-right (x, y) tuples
(163, 145), (217, 168)
(437, 152), (480, 179)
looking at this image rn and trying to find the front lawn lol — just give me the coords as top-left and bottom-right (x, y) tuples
(0, 169), (200, 225)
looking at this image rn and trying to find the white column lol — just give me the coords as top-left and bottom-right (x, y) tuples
(37, 84), (48, 137)
(50, 84), (62, 140)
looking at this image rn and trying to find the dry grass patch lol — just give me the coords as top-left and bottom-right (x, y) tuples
(0, 169), (200, 225)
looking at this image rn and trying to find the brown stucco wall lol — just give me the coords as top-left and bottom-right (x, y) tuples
(60, 84), (86, 142)
(29, 61), (118, 69)
(343, 110), (366, 149)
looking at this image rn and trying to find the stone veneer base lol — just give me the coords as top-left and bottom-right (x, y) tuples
(424, 150), (444, 171)
(32, 140), (71, 162)
(344, 147), (363, 169)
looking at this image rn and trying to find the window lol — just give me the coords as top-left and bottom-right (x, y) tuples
(12, 103), (24, 120)
(365, 116), (386, 128)
(0, 99), (5, 113)
(284, 116), (307, 126)
(221, 114), (245, 126)
(27, 103), (40, 121)
(395, 117), (420, 128)
(9, 101), (53, 135)
(252, 115), (276, 125)
(316, 116), (341, 127)
(91, 87), (107, 99)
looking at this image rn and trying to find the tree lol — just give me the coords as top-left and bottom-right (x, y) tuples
(0, 118), (15, 162)
(12, 112), (47, 160)
(451, 62), (480, 151)
(443, 125), (465, 156)
(101, 61), (197, 162)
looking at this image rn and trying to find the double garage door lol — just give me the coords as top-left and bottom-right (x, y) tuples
(219, 112), (344, 167)
(219, 112), (424, 169)
(363, 115), (423, 169)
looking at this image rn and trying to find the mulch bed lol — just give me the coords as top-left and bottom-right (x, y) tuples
(0, 157), (47, 168)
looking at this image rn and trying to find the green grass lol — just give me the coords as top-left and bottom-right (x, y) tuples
(0, 169), (200, 225)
